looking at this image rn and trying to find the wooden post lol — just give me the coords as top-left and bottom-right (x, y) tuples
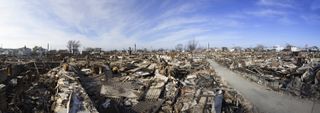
(6, 64), (11, 76)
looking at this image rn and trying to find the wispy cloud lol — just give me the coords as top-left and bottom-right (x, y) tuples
(258, 0), (294, 8)
(0, 0), (319, 49)
(0, 0), (143, 49)
(278, 17), (296, 25)
(311, 0), (320, 11)
(301, 14), (320, 24)
(246, 9), (287, 17)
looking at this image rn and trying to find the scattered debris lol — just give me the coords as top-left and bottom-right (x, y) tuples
(0, 52), (253, 113)
(213, 51), (320, 99)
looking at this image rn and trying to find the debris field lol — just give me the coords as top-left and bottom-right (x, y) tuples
(0, 53), (253, 113)
(212, 51), (320, 99)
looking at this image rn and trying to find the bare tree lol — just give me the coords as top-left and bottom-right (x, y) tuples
(67, 41), (72, 53)
(32, 46), (40, 53)
(222, 47), (229, 52)
(187, 39), (198, 52)
(67, 40), (81, 54)
(254, 44), (265, 52)
(175, 44), (183, 52)
(285, 43), (293, 49)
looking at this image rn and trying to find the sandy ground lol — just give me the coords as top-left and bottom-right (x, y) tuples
(207, 59), (320, 113)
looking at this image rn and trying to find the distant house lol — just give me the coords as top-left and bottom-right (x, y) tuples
(291, 46), (300, 52)
(229, 48), (235, 52)
(283, 45), (300, 52)
(308, 46), (319, 52)
(47, 50), (57, 55)
(213, 48), (221, 52)
(232, 47), (242, 52)
(56, 49), (71, 57)
(244, 48), (254, 52)
(33, 46), (47, 56)
(221, 47), (229, 52)
(82, 48), (102, 55)
(1, 49), (10, 55)
(254, 45), (265, 52)
(57, 49), (69, 54)
(0, 46), (31, 56)
(273, 45), (284, 52)
(17, 46), (32, 56)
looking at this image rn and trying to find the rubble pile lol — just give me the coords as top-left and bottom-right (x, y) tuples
(1, 52), (253, 113)
(213, 51), (320, 99)
(0, 84), (6, 112)
(0, 60), (98, 113)
(52, 67), (98, 113)
(73, 54), (253, 113)
(0, 62), (56, 113)
(17, 69), (57, 113)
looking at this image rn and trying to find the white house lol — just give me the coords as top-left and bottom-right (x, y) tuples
(273, 45), (284, 52)
(17, 46), (32, 56)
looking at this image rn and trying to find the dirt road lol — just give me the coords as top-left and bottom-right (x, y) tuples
(208, 59), (320, 113)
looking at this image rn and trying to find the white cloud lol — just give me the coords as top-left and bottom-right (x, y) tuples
(0, 0), (140, 50)
(278, 17), (296, 25)
(0, 0), (314, 50)
(258, 0), (294, 8)
(301, 14), (320, 24)
(246, 9), (287, 17)
(153, 17), (207, 31)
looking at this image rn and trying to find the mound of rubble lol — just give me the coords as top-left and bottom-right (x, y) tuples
(213, 51), (320, 99)
(1, 53), (253, 113)
(0, 61), (97, 113)
(72, 53), (253, 113)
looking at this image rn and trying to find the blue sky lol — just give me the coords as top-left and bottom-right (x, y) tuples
(0, 0), (319, 50)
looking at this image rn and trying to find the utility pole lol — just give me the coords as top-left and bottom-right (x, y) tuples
(46, 43), (49, 56)
(47, 43), (50, 51)
(128, 47), (132, 55)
